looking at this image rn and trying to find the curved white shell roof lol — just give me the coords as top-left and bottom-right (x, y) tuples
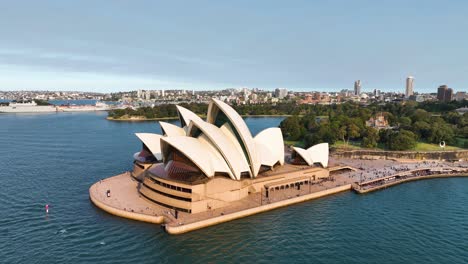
(188, 118), (251, 180)
(292, 143), (329, 168)
(135, 133), (163, 160)
(207, 99), (260, 176)
(160, 136), (232, 178)
(254, 128), (285, 167)
(159, 121), (186, 137)
(134, 99), (329, 180)
(176, 105), (204, 128)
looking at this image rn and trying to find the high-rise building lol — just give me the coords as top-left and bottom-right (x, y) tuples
(145, 90), (151, 100)
(437, 85), (454, 102)
(354, 80), (361, 96)
(446, 88), (453, 102)
(406, 76), (414, 98)
(437, 85), (447, 101)
(274, 88), (288, 99)
(161, 89), (165, 97)
(455, 91), (467, 101)
(137, 89), (143, 99)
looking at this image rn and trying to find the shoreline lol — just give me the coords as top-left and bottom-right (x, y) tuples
(106, 114), (292, 122)
(89, 173), (165, 224)
(90, 163), (468, 235)
(353, 173), (468, 194)
(106, 116), (179, 122)
(89, 172), (352, 234)
(165, 184), (351, 235)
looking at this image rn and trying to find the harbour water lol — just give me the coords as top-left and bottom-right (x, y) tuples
(1, 112), (467, 263)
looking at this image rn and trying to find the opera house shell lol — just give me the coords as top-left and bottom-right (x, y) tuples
(132, 99), (330, 213)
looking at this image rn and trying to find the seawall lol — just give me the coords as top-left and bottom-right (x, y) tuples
(354, 173), (468, 194)
(332, 149), (468, 161)
(166, 184), (351, 235)
(89, 180), (164, 224)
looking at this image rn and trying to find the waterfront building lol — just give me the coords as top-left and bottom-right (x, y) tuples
(405, 76), (414, 98)
(131, 99), (329, 213)
(354, 80), (361, 96)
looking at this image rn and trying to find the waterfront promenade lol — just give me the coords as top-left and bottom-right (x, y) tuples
(352, 167), (468, 194)
(90, 163), (357, 234)
(89, 173), (165, 224)
(89, 157), (468, 234)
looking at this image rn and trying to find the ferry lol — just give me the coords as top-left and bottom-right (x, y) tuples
(0, 100), (57, 113)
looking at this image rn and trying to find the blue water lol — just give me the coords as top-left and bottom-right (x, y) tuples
(1, 112), (467, 263)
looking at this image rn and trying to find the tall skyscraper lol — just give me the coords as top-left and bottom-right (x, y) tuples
(274, 88), (288, 99)
(405, 76), (414, 98)
(354, 80), (361, 96)
(446, 88), (453, 102)
(145, 90), (151, 100)
(437, 85), (454, 102)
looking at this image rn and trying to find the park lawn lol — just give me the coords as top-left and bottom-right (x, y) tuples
(411, 142), (461, 151)
(332, 141), (463, 151)
(332, 140), (367, 149)
(284, 140), (305, 148)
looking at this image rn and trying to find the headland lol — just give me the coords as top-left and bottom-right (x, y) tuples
(90, 99), (468, 235)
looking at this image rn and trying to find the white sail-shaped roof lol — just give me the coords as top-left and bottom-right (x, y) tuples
(292, 143), (329, 168)
(176, 105), (204, 128)
(159, 121), (186, 137)
(307, 143), (329, 168)
(254, 128), (285, 167)
(188, 119), (251, 180)
(135, 133), (163, 160)
(207, 99), (260, 177)
(160, 136), (232, 178)
(134, 99), (329, 181)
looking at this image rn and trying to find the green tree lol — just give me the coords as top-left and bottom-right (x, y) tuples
(279, 115), (305, 141)
(346, 123), (360, 143)
(361, 127), (379, 148)
(428, 119), (455, 145)
(413, 121), (431, 139)
(387, 130), (417, 150)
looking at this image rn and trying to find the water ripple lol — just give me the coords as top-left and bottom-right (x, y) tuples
(1, 113), (467, 263)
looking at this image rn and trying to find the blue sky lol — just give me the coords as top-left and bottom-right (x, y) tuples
(0, 0), (467, 93)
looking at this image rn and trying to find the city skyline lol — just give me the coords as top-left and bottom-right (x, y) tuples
(1, 1), (468, 92)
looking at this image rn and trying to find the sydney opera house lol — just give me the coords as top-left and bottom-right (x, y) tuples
(132, 99), (330, 214)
